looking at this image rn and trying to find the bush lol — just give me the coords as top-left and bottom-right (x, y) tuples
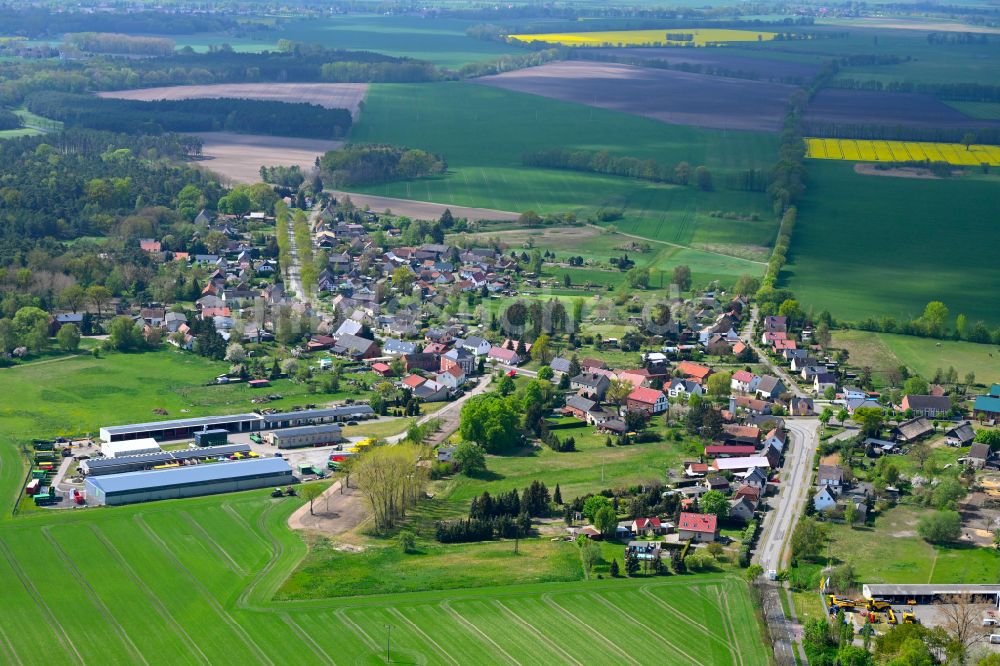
(917, 510), (962, 543)
(397, 530), (416, 553)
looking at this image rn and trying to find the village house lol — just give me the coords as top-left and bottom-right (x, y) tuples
(729, 497), (757, 523)
(755, 376), (786, 401)
(813, 372), (838, 396)
(440, 348), (476, 375)
(667, 378), (703, 399)
(630, 517), (668, 537)
(945, 421), (976, 447)
(562, 395), (611, 425)
(332, 334), (381, 360)
(721, 424), (760, 446)
(676, 361), (712, 384)
(965, 443), (992, 469)
(436, 364), (466, 390)
(893, 417), (935, 443)
(571, 372), (611, 399)
(730, 370), (757, 393)
(458, 336), (492, 357)
(677, 512), (718, 543)
(899, 394), (952, 418)
(817, 464), (845, 491)
(403, 353), (439, 373)
(487, 346), (521, 366)
(626, 387), (668, 416)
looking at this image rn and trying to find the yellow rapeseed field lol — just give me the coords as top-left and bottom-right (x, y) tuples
(508, 28), (777, 47)
(805, 137), (1000, 166)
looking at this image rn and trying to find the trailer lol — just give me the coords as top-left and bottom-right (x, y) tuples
(194, 429), (229, 447)
(25, 479), (40, 496)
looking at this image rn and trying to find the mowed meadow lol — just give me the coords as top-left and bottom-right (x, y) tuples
(785, 161), (1000, 326)
(351, 81), (777, 282)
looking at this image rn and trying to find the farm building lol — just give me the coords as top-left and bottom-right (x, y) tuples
(84, 458), (294, 506)
(101, 438), (161, 458)
(100, 413), (262, 443)
(100, 406), (374, 443)
(80, 444), (253, 476)
(862, 584), (1000, 607)
(259, 405), (374, 429)
(266, 424), (343, 449)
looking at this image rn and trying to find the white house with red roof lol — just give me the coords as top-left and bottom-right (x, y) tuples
(677, 512), (718, 542)
(731, 370), (757, 393)
(630, 517), (668, 536)
(436, 364), (466, 390)
(626, 387), (668, 415)
(487, 346), (521, 366)
(401, 374), (427, 390)
(676, 361), (712, 384)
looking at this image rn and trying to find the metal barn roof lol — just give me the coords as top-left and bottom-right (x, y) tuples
(82, 444), (253, 472)
(87, 457), (292, 495)
(260, 405), (374, 422)
(101, 413), (261, 436)
(271, 424), (342, 438)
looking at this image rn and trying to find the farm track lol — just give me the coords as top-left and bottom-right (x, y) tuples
(540, 593), (633, 660)
(279, 613), (335, 665)
(493, 600), (584, 666)
(439, 601), (521, 665)
(89, 524), (211, 665)
(389, 607), (461, 666)
(134, 514), (278, 666)
(585, 223), (767, 265)
(41, 527), (150, 666)
(594, 594), (701, 665)
(0, 536), (85, 665)
(180, 510), (247, 576)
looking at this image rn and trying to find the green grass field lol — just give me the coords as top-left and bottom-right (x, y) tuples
(785, 161), (1000, 326)
(352, 82), (775, 283)
(831, 329), (1000, 384)
(0, 489), (765, 666)
(823, 505), (1000, 585)
(169, 15), (524, 67)
(945, 101), (1000, 120)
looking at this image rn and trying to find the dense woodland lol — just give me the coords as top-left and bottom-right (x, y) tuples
(0, 130), (222, 256)
(0, 46), (434, 107)
(25, 93), (353, 138)
(0, 109), (19, 131)
(320, 144), (447, 187)
(0, 9), (240, 37)
(64, 33), (176, 57)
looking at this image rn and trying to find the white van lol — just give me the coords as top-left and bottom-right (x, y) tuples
(989, 634), (1000, 644)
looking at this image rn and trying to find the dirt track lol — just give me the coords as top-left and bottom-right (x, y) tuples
(99, 82), (369, 117)
(329, 190), (520, 221)
(189, 132), (342, 184)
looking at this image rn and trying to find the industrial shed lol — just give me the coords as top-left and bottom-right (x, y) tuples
(260, 405), (374, 429)
(80, 444), (253, 476)
(84, 458), (294, 506)
(101, 438), (161, 458)
(267, 424), (343, 449)
(863, 583), (1000, 606)
(100, 413), (263, 443)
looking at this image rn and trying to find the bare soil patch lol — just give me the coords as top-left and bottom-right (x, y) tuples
(99, 82), (369, 117)
(190, 132), (342, 184)
(591, 48), (820, 82)
(806, 88), (1000, 130)
(287, 481), (368, 536)
(475, 60), (794, 132)
(854, 163), (941, 179)
(829, 18), (1000, 34)
(329, 190), (519, 222)
(455, 224), (603, 246)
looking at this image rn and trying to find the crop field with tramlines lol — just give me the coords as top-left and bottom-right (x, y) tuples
(0, 489), (766, 666)
(805, 137), (1000, 166)
(508, 28), (778, 47)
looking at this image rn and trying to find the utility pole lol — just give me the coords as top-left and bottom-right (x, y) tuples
(385, 624), (392, 663)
